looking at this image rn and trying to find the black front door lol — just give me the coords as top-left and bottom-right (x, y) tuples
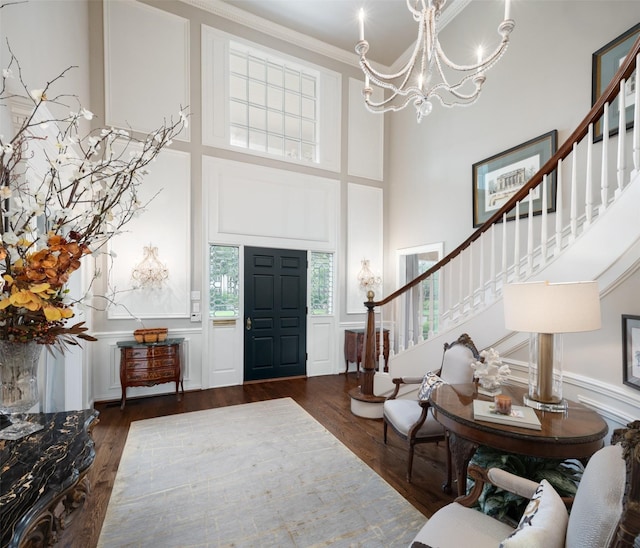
(244, 247), (307, 382)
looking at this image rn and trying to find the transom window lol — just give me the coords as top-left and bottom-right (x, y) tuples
(228, 41), (318, 163)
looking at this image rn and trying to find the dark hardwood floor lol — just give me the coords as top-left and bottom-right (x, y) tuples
(60, 374), (455, 547)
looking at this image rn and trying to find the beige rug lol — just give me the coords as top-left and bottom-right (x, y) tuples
(97, 397), (425, 547)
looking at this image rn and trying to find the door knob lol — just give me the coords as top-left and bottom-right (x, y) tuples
(246, 317), (252, 330)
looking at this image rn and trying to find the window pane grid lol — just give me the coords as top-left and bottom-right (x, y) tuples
(229, 42), (318, 163)
(310, 252), (333, 315)
(209, 245), (240, 317)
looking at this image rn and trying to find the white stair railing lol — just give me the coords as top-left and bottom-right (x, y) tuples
(361, 39), (640, 393)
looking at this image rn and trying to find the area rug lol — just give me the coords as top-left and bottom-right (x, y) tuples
(97, 398), (425, 547)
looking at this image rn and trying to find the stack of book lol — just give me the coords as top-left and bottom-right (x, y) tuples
(473, 400), (542, 430)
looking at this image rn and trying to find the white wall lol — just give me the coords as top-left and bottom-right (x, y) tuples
(387, 2), (640, 261)
(385, 1), (640, 418)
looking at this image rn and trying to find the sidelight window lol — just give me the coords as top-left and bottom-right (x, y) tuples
(209, 245), (239, 318)
(310, 252), (333, 315)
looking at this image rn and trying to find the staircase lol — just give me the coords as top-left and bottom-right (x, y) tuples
(350, 35), (640, 417)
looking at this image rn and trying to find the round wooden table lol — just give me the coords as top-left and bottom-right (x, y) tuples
(430, 383), (609, 496)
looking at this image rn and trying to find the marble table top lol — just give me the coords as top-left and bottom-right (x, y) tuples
(0, 409), (99, 547)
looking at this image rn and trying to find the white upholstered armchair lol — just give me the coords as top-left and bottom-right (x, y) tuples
(411, 420), (640, 548)
(383, 333), (480, 483)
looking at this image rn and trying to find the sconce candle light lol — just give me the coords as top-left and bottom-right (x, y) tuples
(131, 244), (169, 289)
(503, 281), (601, 412)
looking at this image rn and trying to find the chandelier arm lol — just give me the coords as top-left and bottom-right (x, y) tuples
(360, 59), (418, 96)
(429, 87), (481, 106)
(364, 94), (419, 113)
(358, 7), (426, 84)
(433, 28), (511, 73)
(364, 83), (417, 108)
(419, 10), (433, 87)
(405, 0), (427, 21)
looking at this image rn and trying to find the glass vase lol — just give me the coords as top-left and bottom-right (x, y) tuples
(0, 339), (44, 440)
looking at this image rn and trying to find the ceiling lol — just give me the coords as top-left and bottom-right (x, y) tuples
(219, 0), (467, 67)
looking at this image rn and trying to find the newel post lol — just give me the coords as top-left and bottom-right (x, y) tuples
(349, 290), (385, 418)
(361, 290), (377, 395)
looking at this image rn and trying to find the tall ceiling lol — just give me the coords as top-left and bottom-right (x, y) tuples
(219, 0), (467, 67)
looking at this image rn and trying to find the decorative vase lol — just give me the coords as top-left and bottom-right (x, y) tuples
(0, 339), (44, 440)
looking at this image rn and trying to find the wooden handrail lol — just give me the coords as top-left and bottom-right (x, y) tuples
(351, 33), (640, 405)
(371, 33), (640, 310)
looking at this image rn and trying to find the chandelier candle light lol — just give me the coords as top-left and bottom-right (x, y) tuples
(356, 0), (515, 122)
(503, 281), (601, 412)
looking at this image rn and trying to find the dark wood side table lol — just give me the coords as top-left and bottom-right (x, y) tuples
(0, 410), (99, 548)
(344, 328), (390, 376)
(117, 338), (185, 409)
(430, 383), (609, 497)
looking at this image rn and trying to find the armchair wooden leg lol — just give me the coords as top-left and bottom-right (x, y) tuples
(383, 420), (388, 444)
(407, 442), (415, 482)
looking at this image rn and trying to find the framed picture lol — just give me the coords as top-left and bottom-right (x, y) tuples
(592, 22), (640, 142)
(622, 314), (640, 392)
(472, 130), (557, 228)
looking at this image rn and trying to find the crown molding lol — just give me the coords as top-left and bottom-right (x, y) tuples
(179, 0), (470, 71)
(178, 0), (364, 68)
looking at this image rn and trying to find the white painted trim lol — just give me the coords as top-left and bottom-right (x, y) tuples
(182, 0), (362, 68)
(202, 25), (341, 172)
(180, 0), (470, 70)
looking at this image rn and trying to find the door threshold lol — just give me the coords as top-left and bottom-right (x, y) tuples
(243, 375), (307, 385)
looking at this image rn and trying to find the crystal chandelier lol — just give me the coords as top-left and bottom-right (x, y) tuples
(131, 244), (169, 289)
(355, 0), (515, 122)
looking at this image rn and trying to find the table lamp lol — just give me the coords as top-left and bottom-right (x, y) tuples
(503, 281), (601, 412)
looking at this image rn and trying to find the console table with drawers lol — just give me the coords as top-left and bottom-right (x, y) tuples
(117, 338), (185, 409)
(344, 328), (390, 376)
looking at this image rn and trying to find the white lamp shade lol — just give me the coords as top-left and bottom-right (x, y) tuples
(503, 281), (601, 334)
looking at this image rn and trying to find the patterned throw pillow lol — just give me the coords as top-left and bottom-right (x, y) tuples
(500, 479), (568, 548)
(417, 371), (445, 401)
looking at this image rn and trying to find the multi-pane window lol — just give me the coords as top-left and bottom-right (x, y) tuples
(310, 252), (333, 315)
(229, 41), (318, 163)
(209, 245), (239, 317)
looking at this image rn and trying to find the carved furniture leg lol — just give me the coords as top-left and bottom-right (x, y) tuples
(442, 433), (453, 494)
(447, 431), (479, 498)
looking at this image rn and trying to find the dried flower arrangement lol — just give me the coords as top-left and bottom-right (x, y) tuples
(0, 44), (187, 352)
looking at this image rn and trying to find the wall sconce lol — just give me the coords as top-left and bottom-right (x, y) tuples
(357, 259), (381, 298)
(131, 244), (169, 289)
(503, 281), (601, 412)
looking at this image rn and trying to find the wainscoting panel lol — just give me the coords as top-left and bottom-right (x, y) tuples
(204, 157), (339, 250)
(347, 183), (383, 314)
(107, 148), (191, 319)
(209, 319), (243, 388)
(348, 77), (384, 181)
(308, 318), (336, 377)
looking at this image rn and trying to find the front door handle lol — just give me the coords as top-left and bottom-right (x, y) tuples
(246, 317), (252, 330)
